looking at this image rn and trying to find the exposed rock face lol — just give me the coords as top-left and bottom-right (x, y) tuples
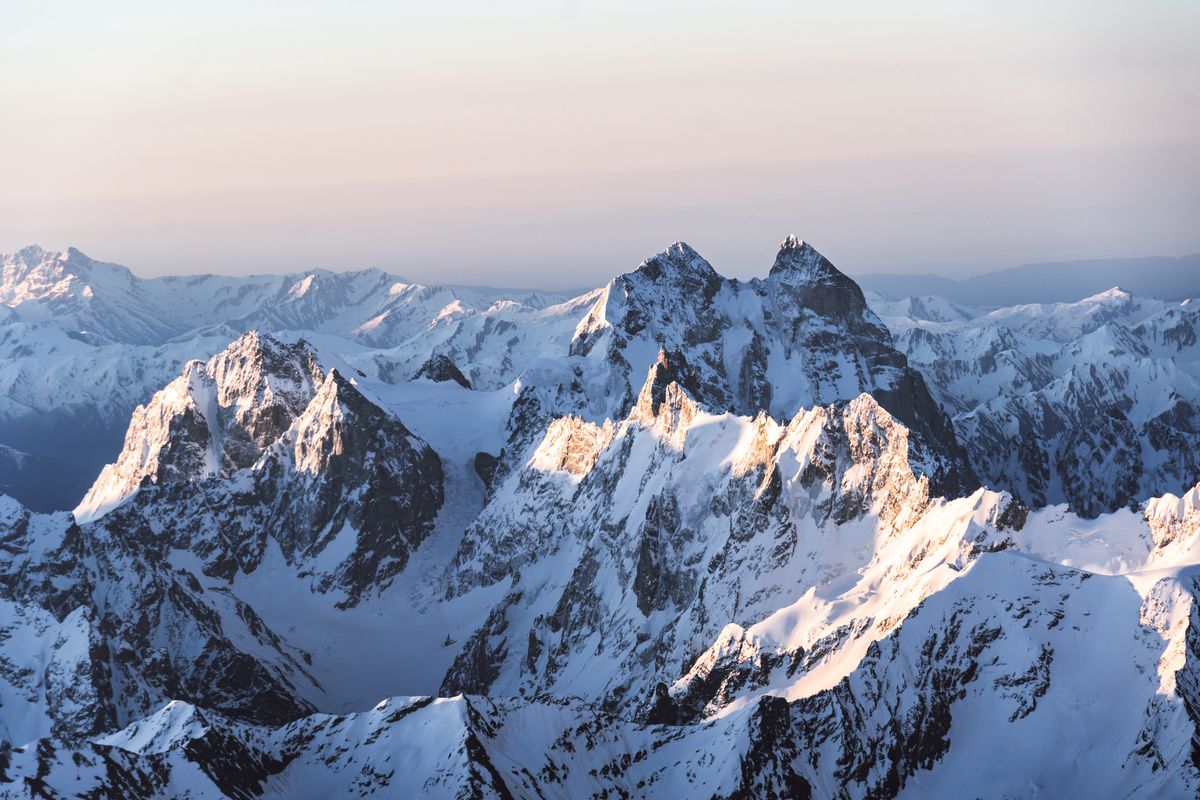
(566, 238), (976, 498)
(876, 289), (1200, 516)
(5, 238), (1200, 797)
(0, 498), (317, 738)
(0, 336), (445, 742)
(441, 359), (971, 705)
(93, 359), (446, 607)
(75, 332), (324, 523)
(1145, 485), (1200, 550)
(254, 369), (445, 604)
(0, 245), (591, 511)
(413, 354), (472, 389)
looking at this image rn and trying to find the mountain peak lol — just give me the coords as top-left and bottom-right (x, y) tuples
(74, 333), (327, 522)
(1081, 286), (1133, 304)
(219, 330), (297, 362)
(779, 233), (809, 252)
(631, 242), (719, 284)
(763, 237), (883, 332)
(34, 246), (100, 277)
(210, 331), (320, 380)
(412, 353), (472, 388)
(63, 246), (92, 264)
(288, 367), (396, 451)
(13, 244), (48, 263)
(768, 236), (843, 284)
(632, 348), (703, 428)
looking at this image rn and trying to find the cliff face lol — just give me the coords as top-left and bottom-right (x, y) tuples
(75, 332), (325, 523)
(566, 238), (975, 497)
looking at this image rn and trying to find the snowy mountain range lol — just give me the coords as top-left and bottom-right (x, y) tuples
(871, 287), (1200, 516)
(2, 239), (1200, 797)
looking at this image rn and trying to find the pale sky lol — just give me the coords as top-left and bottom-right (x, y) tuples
(2, 1), (1197, 287)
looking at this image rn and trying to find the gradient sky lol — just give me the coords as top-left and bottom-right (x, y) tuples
(3, 1), (1197, 287)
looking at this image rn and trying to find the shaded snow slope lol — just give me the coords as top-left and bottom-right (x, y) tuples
(872, 287), (1200, 515)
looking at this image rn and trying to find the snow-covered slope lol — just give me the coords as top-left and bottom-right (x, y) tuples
(1, 246), (194, 344)
(532, 237), (975, 498)
(74, 332), (326, 522)
(873, 288), (1200, 516)
(0, 246), (583, 510)
(6, 459), (1200, 797)
(4, 239), (1200, 797)
(0, 245), (578, 350)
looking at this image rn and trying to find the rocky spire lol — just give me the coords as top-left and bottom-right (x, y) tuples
(632, 241), (720, 284)
(74, 332), (325, 523)
(768, 235), (868, 299)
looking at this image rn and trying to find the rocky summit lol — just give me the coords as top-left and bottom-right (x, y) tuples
(1, 238), (1200, 798)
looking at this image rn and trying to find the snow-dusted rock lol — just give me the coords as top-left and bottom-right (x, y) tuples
(874, 286), (1200, 515)
(564, 238), (975, 497)
(75, 332), (325, 522)
(3, 239), (1200, 797)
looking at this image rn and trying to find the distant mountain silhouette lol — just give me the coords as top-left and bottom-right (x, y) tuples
(856, 253), (1200, 305)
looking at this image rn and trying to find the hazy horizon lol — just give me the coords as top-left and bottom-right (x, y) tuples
(7, 235), (1200, 294)
(4, 2), (1197, 287)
